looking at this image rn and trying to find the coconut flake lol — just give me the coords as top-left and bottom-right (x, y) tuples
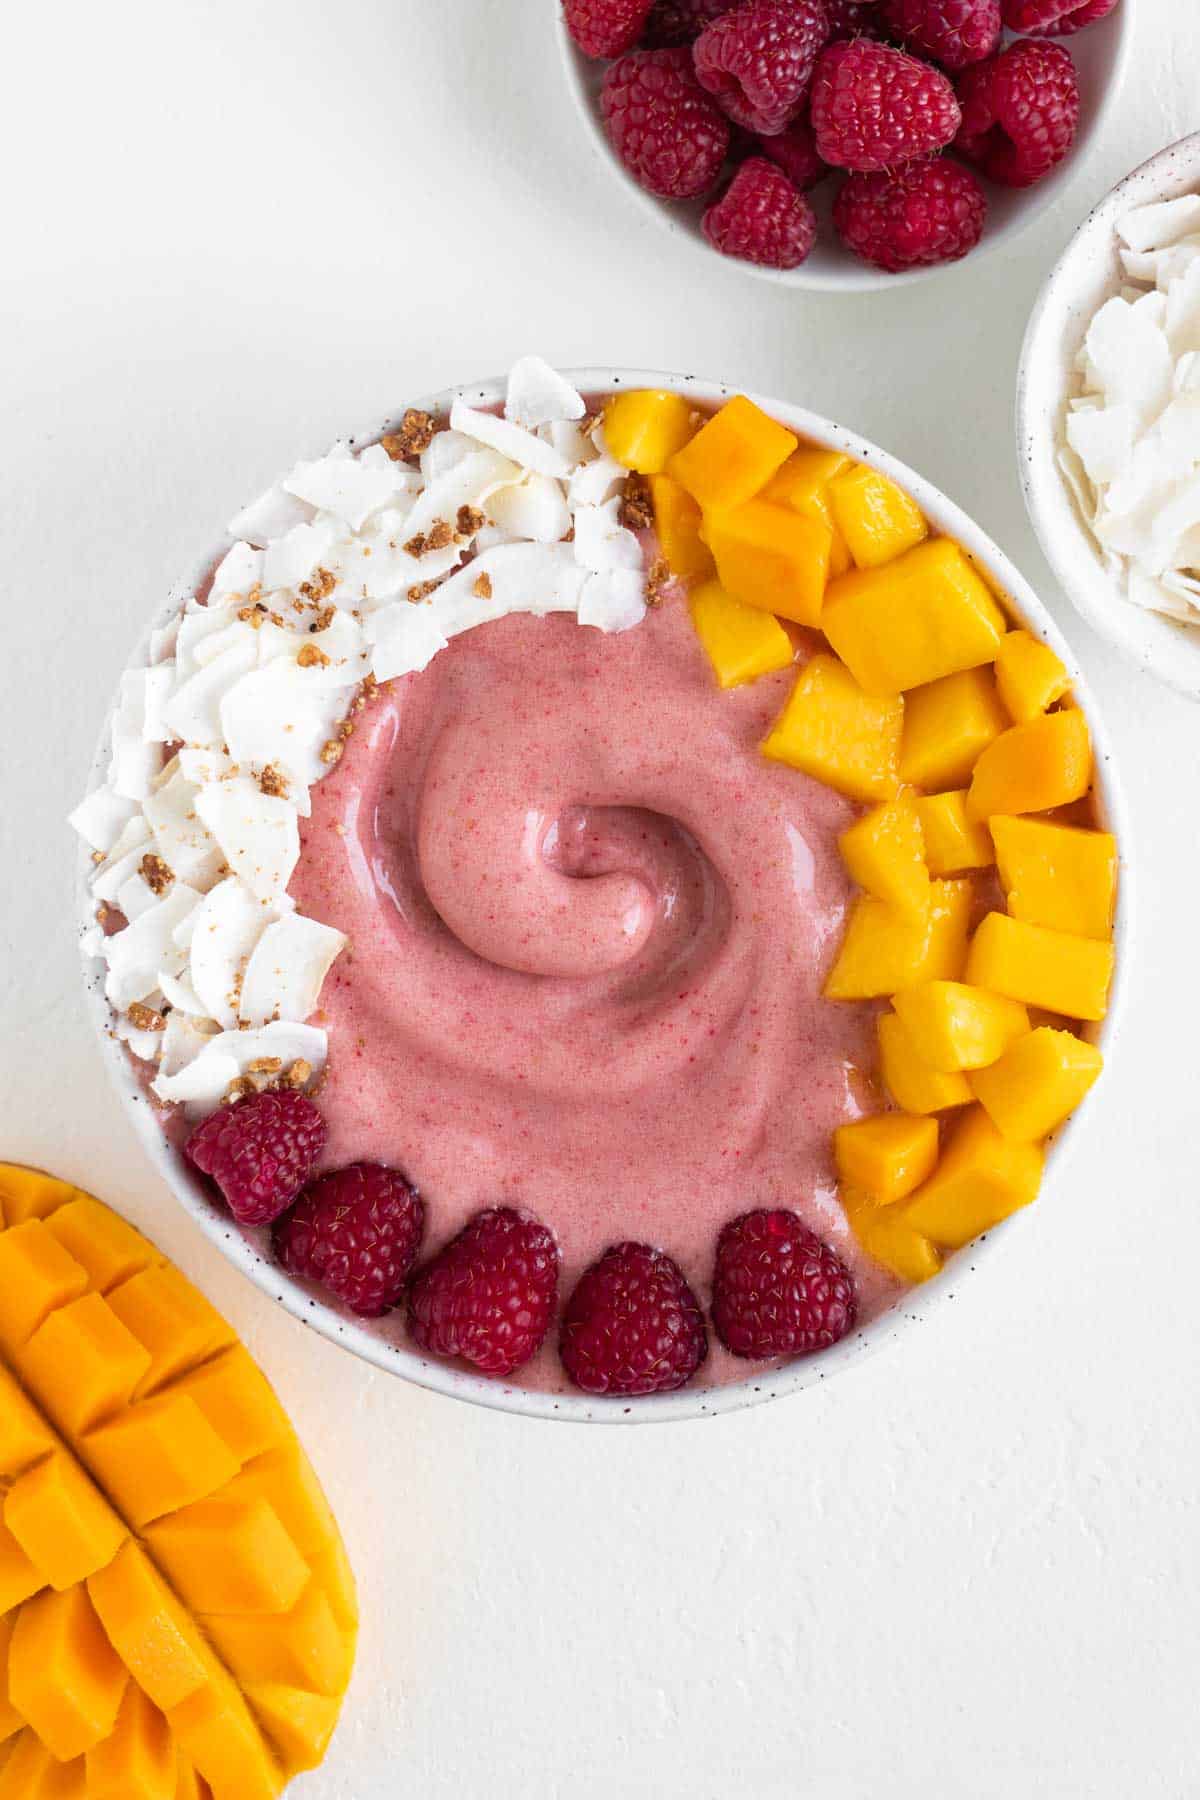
(103, 884), (201, 1009)
(152, 1022), (327, 1113)
(240, 915), (348, 1027)
(283, 449), (410, 532)
(228, 482), (315, 548)
(505, 357), (586, 431)
(142, 768), (225, 890)
(448, 400), (570, 479)
(187, 875), (276, 1028)
(194, 779), (299, 905)
(579, 569), (648, 634)
(69, 790), (138, 854)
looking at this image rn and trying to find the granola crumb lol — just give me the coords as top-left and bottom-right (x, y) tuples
(223, 1076), (256, 1105)
(403, 532), (428, 557)
(473, 572), (493, 600)
(91, 849), (105, 865)
(456, 504), (486, 537)
(431, 519), (456, 551)
(247, 1056), (283, 1075)
(259, 763), (288, 798)
(297, 642), (330, 668)
(127, 1001), (166, 1033)
(237, 604), (265, 629)
(285, 1058), (312, 1088)
(407, 580), (439, 603)
(298, 567), (337, 604)
(139, 852), (174, 895)
(381, 409), (436, 461)
(619, 473), (654, 533)
(645, 555), (672, 606)
(320, 739), (344, 766)
(311, 605), (336, 632)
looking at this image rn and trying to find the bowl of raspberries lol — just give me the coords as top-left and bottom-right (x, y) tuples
(557, 0), (1131, 284)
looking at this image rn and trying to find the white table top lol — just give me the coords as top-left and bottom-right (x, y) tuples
(2, 1), (1195, 1793)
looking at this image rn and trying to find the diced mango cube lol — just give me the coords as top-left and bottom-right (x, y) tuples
(0, 1165), (76, 1227)
(824, 878), (972, 1001)
(689, 579), (794, 689)
(88, 1543), (209, 1712)
(602, 389), (696, 474)
(648, 474), (714, 582)
(966, 708), (1092, 820)
(966, 912), (1114, 1022)
(917, 790), (994, 875)
(247, 1685), (341, 1778)
(5, 1451), (126, 1589)
(705, 499), (832, 627)
(172, 1760), (209, 1800)
(0, 1516), (47, 1613)
(84, 1393), (240, 1528)
(44, 1199), (158, 1295)
(0, 1222), (88, 1354)
(991, 814), (1117, 941)
(969, 1027), (1103, 1141)
(761, 448), (852, 576)
(167, 1346), (291, 1468)
(0, 1363), (56, 1479)
(668, 395), (797, 513)
(9, 1583), (129, 1760)
(0, 1619), (20, 1747)
(828, 462), (928, 569)
(0, 1732), (86, 1800)
(838, 792), (929, 917)
(17, 1292), (152, 1436)
(899, 1106), (1043, 1248)
(823, 538), (1007, 696)
(145, 1497), (309, 1617)
(762, 653), (902, 803)
(86, 1684), (175, 1800)
(899, 667), (1008, 791)
(892, 981), (1030, 1073)
(842, 1188), (943, 1284)
(834, 1113), (939, 1203)
(220, 1445), (338, 1560)
(202, 1582), (349, 1699)
(308, 1538), (359, 1634)
(106, 1264), (235, 1399)
(877, 1012), (973, 1115)
(995, 629), (1070, 723)
(167, 1673), (283, 1800)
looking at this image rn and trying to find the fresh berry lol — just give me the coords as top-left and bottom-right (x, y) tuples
(601, 47), (732, 197)
(274, 1163), (424, 1317)
(407, 1208), (560, 1377)
(712, 1209), (857, 1359)
(641, 0), (733, 46)
(694, 0), (829, 137)
(563, 0), (653, 57)
(880, 0), (1000, 69)
(955, 38), (1078, 188)
(756, 114), (829, 189)
(703, 156), (818, 266)
(560, 1242), (707, 1395)
(823, 0), (891, 40)
(834, 156), (986, 268)
(811, 39), (960, 171)
(1001, 0), (1117, 34)
(185, 1089), (326, 1228)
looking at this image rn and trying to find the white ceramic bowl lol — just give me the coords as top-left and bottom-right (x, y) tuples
(555, 8), (1132, 294)
(1019, 131), (1200, 700)
(79, 367), (1132, 1423)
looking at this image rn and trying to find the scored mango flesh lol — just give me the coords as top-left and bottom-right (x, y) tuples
(0, 1165), (356, 1799)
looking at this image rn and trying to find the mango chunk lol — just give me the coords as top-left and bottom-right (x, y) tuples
(603, 389), (696, 474)
(88, 1543), (210, 1712)
(0, 1364), (56, 1479)
(991, 814), (1117, 941)
(762, 653), (903, 803)
(0, 1517), (47, 1613)
(995, 629), (1070, 723)
(838, 792), (929, 917)
(44, 1199), (158, 1295)
(842, 1188), (942, 1284)
(86, 1684), (175, 1800)
(834, 1114), (938, 1204)
(0, 1223), (88, 1355)
(166, 1673), (283, 1800)
(17, 1293), (152, 1436)
(308, 1538), (359, 1633)
(824, 878), (972, 1001)
(917, 790), (994, 875)
(9, 1583), (129, 1760)
(689, 578), (794, 689)
(5, 1451), (126, 1590)
(828, 462), (927, 569)
(761, 448), (852, 576)
(84, 1393), (240, 1529)
(220, 1446), (339, 1560)
(966, 912), (1114, 1022)
(172, 1760), (211, 1800)
(202, 1582), (349, 1699)
(877, 1012), (973, 1116)
(0, 1733), (86, 1800)
(0, 1166), (76, 1228)
(667, 395), (797, 513)
(705, 499), (832, 627)
(247, 1685), (341, 1778)
(167, 1347), (291, 1468)
(899, 667), (1008, 792)
(969, 1027), (1103, 1141)
(892, 981), (1030, 1073)
(145, 1497), (309, 1618)
(648, 474), (714, 582)
(0, 1619), (21, 1746)
(899, 1106), (1043, 1248)
(106, 1265), (235, 1399)
(966, 708), (1092, 819)
(823, 538), (1007, 696)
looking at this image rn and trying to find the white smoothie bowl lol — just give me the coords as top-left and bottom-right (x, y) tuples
(78, 367), (1132, 1424)
(1019, 131), (1200, 699)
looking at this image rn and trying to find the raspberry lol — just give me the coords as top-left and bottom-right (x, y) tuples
(641, 0), (733, 46)
(811, 39), (960, 171)
(880, 0), (1000, 69)
(955, 38), (1079, 188)
(273, 1163), (424, 1318)
(407, 1208), (560, 1377)
(563, 0), (653, 58)
(711, 1210), (857, 1359)
(1001, 0), (1117, 33)
(601, 48), (732, 198)
(703, 156), (818, 266)
(184, 1089), (326, 1228)
(824, 0), (891, 40)
(834, 156), (986, 269)
(559, 1242), (707, 1396)
(755, 114), (829, 189)
(694, 0), (829, 137)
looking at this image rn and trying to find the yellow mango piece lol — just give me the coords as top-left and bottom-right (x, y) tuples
(86, 1684), (175, 1800)
(762, 653), (903, 804)
(0, 1733), (85, 1800)
(202, 1582), (349, 1699)
(842, 1188), (942, 1284)
(761, 448), (852, 576)
(689, 578), (793, 689)
(668, 394), (797, 513)
(0, 1516), (47, 1613)
(167, 1347), (291, 1468)
(969, 1027), (1103, 1141)
(995, 629), (1070, 723)
(309, 1538), (359, 1633)
(828, 462), (927, 569)
(5, 1451), (126, 1590)
(991, 814), (1117, 941)
(44, 1199), (158, 1295)
(0, 1620), (19, 1748)
(0, 1223), (88, 1355)
(877, 1012), (972, 1115)
(0, 1165), (76, 1227)
(603, 389), (696, 474)
(966, 912), (1114, 1022)
(838, 792), (929, 917)
(247, 1685), (341, 1778)
(167, 1672), (283, 1800)
(917, 790), (994, 875)
(705, 499), (832, 627)
(824, 878), (972, 1001)
(88, 1543), (210, 1712)
(145, 1497), (309, 1617)
(84, 1393), (240, 1529)
(172, 1759), (210, 1800)
(834, 1113), (939, 1204)
(648, 474), (714, 582)
(899, 667), (1008, 791)
(17, 1292), (152, 1436)
(892, 980), (1030, 1073)
(0, 1363), (56, 1479)
(823, 538), (1006, 697)
(966, 707), (1092, 820)
(9, 1583), (129, 1760)
(899, 1105), (1043, 1248)
(106, 1265), (235, 1400)
(220, 1445), (339, 1560)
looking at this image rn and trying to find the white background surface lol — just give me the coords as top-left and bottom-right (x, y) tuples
(1, 1), (1196, 1794)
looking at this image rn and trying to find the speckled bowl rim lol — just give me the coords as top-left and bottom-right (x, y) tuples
(77, 366), (1133, 1424)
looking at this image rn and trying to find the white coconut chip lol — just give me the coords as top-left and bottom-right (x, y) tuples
(448, 400), (570, 479)
(572, 498), (643, 573)
(187, 874), (277, 1029)
(505, 357), (586, 431)
(69, 789), (139, 854)
(209, 540), (264, 604)
(152, 1022), (327, 1113)
(103, 884), (201, 1009)
(568, 450), (625, 511)
(240, 915), (348, 1027)
(262, 520), (340, 593)
(142, 767), (225, 891)
(579, 569), (648, 634)
(283, 447), (411, 532)
(159, 1010), (220, 1077)
(164, 638), (260, 746)
(194, 779), (299, 906)
(1118, 196), (1200, 254)
(487, 473), (572, 544)
(220, 662), (356, 793)
(365, 604), (451, 682)
(228, 482), (315, 548)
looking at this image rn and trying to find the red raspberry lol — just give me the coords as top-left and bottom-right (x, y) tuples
(563, 0), (653, 58)
(811, 40), (960, 171)
(560, 1242), (707, 1396)
(712, 1209), (857, 1359)
(880, 0), (1000, 68)
(407, 1208), (560, 1378)
(273, 1163), (424, 1318)
(641, 0), (733, 46)
(955, 38), (1078, 188)
(1001, 0), (1117, 34)
(824, 0), (890, 40)
(834, 156), (986, 268)
(703, 156), (817, 266)
(601, 48), (732, 197)
(185, 1089), (326, 1228)
(755, 114), (829, 189)
(694, 1), (829, 137)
